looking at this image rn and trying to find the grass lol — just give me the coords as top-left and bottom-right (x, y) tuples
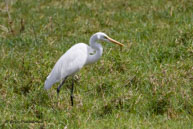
(0, 0), (193, 128)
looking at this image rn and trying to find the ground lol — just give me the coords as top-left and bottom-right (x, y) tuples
(0, 0), (192, 128)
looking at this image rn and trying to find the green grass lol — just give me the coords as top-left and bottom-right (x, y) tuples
(0, 0), (193, 128)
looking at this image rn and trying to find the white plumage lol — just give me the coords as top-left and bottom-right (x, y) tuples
(44, 32), (124, 106)
(44, 43), (88, 89)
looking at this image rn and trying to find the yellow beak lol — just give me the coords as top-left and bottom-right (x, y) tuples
(107, 37), (124, 47)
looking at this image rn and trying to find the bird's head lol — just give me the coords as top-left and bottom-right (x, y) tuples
(92, 32), (124, 47)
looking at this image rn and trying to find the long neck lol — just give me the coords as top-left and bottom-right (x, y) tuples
(86, 35), (103, 64)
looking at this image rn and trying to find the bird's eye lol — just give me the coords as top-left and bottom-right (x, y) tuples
(104, 36), (108, 39)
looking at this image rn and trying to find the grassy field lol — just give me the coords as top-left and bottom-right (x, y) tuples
(0, 0), (193, 128)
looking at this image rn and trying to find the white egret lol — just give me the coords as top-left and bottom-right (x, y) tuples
(44, 32), (124, 106)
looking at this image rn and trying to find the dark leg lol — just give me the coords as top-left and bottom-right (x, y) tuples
(57, 77), (67, 96)
(71, 79), (74, 106)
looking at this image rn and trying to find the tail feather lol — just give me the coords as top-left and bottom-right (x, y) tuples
(44, 78), (54, 90)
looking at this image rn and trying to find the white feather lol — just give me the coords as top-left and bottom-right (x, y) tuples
(44, 32), (123, 90)
(44, 43), (88, 89)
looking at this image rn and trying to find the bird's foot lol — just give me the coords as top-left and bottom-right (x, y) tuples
(71, 95), (74, 106)
(57, 88), (60, 96)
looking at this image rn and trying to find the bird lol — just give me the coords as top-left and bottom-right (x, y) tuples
(44, 32), (124, 106)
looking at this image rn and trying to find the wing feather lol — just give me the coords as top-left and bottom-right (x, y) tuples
(44, 43), (88, 89)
